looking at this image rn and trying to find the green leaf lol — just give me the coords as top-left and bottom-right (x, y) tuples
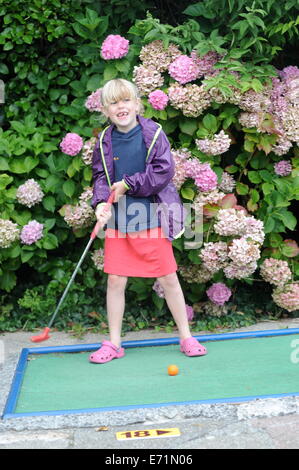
(179, 119), (198, 136)
(152, 292), (165, 311)
(83, 166), (92, 182)
(0, 63), (9, 74)
(202, 114), (218, 133)
(72, 22), (91, 39)
(264, 216), (275, 233)
(259, 169), (272, 182)
(269, 233), (283, 247)
(269, 191), (289, 208)
(236, 182), (249, 195)
(42, 233), (59, 250)
(196, 124), (210, 138)
(274, 178), (292, 197)
(21, 251), (34, 263)
(49, 89), (61, 101)
(181, 187), (195, 200)
(6, 244), (21, 258)
(225, 165), (239, 174)
(250, 189), (260, 203)
(3, 42), (13, 51)
(248, 170), (262, 184)
(24, 157), (39, 172)
(172, 237), (184, 252)
(63, 179), (76, 198)
(9, 159), (27, 174)
(103, 64), (118, 82)
(59, 106), (82, 119)
(11, 209), (31, 225)
(281, 244), (296, 257)
(244, 138), (255, 153)
(43, 195), (56, 213)
(0, 271), (16, 292)
(250, 153), (268, 169)
(262, 182), (274, 195)
(276, 210), (297, 230)
(35, 168), (49, 178)
(257, 134), (275, 154)
(0, 157), (10, 171)
(114, 60), (130, 74)
(10, 121), (25, 134)
(44, 219), (56, 231)
(76, 9), (104, 32)
(86, 74), (102, 92)
(183, 3), (205, 17)
(44, 174), (62, 192)
(57, 76), (70, 85)
(0, 173), (13, 189)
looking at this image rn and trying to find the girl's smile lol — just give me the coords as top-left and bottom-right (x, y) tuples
(105, 98), (139, 133)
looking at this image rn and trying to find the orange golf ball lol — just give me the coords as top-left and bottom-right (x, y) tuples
(168, 364), (179, 376)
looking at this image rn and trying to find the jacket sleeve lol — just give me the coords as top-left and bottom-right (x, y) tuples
(91, 138), (111, 209)
(123, 130), (175, 197)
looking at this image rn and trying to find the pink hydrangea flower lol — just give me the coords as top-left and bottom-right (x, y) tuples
(85, 89), (103, 113)
(171, 148), (192, 189)
(194, 165), (218, 192)
(206, 282), (232, 305)
(279, 65), (299, 82)
(148, 90), (169, 110)
(183, 159), (218, 192)
(272, 282), (299, 312)
(260, 258), (292, 287)
(139, 40), (182, 72)
(152, 280), (165, 298)
(168, 82), (211, 117)
(101, 34), (129, 60)
(190, 50), (220, 77)
(0, 219), (20, 248)
(168, 55), (199, 84)
(196, 130), (231, 156)
(133, 65), (164, 96)
(272, 137), (293, 156)
(200, 241), (228, 274)
(91, 248), (105, 270)
(16, 179), (44, 208)
(274, 160), (292, 176)
(20, 220), (43, 245)
(60, 133), (83, 156)
(186, 304), (194, 321)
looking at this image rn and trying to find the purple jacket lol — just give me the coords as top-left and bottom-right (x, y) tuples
(91, 115), (185, 240)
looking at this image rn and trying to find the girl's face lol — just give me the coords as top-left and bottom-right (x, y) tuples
(103, 96), (139, 133)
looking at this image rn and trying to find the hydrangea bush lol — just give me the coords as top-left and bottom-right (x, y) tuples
(1, 5), (299, 326)
(62, 33), (298, 315)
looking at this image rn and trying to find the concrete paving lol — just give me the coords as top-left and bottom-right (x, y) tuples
(0, 319), (299, 449)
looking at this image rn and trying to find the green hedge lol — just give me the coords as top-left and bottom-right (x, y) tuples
(1, 0), (299, 333)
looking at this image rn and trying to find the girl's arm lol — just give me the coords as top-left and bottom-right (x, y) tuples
(122, 131), (175, 197)
(91, 138), (111, 209)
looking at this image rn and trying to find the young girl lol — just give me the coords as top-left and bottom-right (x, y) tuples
(89, 78), (207, 363)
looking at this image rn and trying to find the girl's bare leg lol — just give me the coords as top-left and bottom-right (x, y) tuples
(157, 272), (191, 341)
(106, 274), (128, 348)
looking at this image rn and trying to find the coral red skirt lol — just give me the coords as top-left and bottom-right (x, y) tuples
(104, 227), (177, 277)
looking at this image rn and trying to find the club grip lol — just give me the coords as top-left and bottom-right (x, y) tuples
(91, 191), (115, 240)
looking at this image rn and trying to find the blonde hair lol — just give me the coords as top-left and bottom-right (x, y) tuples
(101, 79), (143, 114)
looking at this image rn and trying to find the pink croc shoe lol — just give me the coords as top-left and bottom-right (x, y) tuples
(180, 337), (207, 357)
(89, 341), (125, 364)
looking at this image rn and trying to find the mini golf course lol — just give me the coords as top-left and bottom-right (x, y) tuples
(3, 329), (299, 419)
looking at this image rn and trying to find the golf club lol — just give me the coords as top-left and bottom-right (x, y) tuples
(30, 191), (115, 343)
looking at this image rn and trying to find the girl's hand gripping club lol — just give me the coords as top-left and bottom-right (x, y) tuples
(30, 192), (115, 343)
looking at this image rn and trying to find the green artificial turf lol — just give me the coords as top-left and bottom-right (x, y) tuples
(15, 335), (299, 414)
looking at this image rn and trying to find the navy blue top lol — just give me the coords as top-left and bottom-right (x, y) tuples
(107, 124), (159, 233)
